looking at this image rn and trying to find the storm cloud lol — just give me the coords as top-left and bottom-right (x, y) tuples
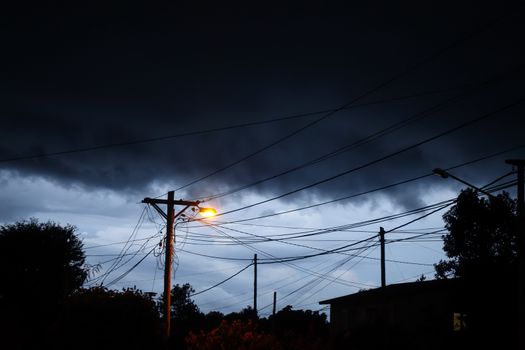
(1, 2), (524, 314)
(2, 2), (524, 211)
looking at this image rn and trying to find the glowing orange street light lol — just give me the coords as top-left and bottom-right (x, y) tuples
(198, 207), (217, 218)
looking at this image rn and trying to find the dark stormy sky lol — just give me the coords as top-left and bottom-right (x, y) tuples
(1, 1), (524, 314)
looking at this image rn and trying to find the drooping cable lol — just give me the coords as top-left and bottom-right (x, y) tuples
(190, 263), (253, 297)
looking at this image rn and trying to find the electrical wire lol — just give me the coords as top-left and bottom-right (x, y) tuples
(384, 177), (517, 236)
(97, 207), (147, 285)
(84, 235), (160, 250)
(195, 141), (525, 227)
(293, 245), (380, 308)
(212, 97), (525, 219)
(179, 176), (515, 254)
(203, 222), (435, 267)
(174, 16), (510, 194)
(1, 86), (479, 165)
(270, 174), (518, 309)
(258, 245), (378, 312)
(202, 71), (517, 201)
(190, 263), (253, 297)
(176, 199), (457, 250)
(175, 175), (517, 275)
(105, 244), (158, 287)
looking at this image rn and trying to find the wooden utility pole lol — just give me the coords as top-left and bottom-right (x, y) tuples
(379, 227), (386, 288)
(379, 226), (387, 350)
(141, 191), (200, 339)
(164, 191), (175, 339)
(272, 291), (277, 316)
(253, 254), (258, 315)
(505, 159), (525, 348)
(272, 291), (277, 334)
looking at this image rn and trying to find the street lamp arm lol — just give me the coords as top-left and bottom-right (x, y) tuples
(433, 168), (497, 199)
(174, 205), (191, 220)
(142, 197), (200, 206)
(149, 202), (168, 220)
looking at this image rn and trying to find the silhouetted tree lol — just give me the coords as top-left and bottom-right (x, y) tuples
(434, 189), (518, 348)
(263, 305), (329, 350)
(435, 189), (518, 279)
(224, 305), (259, 323)
(202, 310), (225, 331)
(0, 219), (88, 348)
(59, 286), (163, 350)
(158, 283), (204, 348)
(0, 218), (88, 303)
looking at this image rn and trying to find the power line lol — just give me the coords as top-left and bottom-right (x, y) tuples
(174, 17), (507, 194)
(268, 175), (517, 299)
(293, 246), (380, 307)
(201, 72), (515, 201)
(201, 220), (438, 265)
(212, 98), (525, 218)
(199, 224), (362, 296)
(97, 207), (148, 285)
(0, 111), (321, 164)
(190, 263), (253, 297)
(84, 235), (160, 250)
(384, 203), (454, 234)
(383, 177), (518, 235)
(195, 143), (525, 224)
(383, 176), (514, 238)
(104, 244), (158, 288)
(0, 86), (477, 165)
(187, 175), (516, 248)
(259, 245), (379, 312)
(270, 246), (380, 291)
(192, 199), (451, 243)
(189, 198), (461, 244)
(176, 178), (517, 267)
(198, 224), (383, 291)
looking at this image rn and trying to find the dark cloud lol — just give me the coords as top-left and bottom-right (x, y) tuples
(1, 1), (524, 211)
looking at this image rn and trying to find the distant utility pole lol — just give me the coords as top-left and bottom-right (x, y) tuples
(379, 227), (386, 288)
(141, 191), (200, 339)
(272, 291), (277, 334)
(272, 291), (277, 316)
(253, 254), (258, 316)
(505, 159), (525, 348)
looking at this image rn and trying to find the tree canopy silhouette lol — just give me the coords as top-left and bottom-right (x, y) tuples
(158, 283), (204, 347)
(434, 188), (518, 279)
(434, 188), (518, 348)
(59, 286), (162, 350)
(157, 283), (201, 322)
(265, 305), (329, 350)
(0, 218), (88, 349)
(0, 218), (88, 307)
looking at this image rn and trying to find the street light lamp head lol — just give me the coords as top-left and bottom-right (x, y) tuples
(433, 168), (449, 179)
(198, 207), (217, 218)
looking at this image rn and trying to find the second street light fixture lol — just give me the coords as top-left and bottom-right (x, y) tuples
(432, 168), (496, 199)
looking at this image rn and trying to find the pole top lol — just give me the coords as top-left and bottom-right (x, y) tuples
(141, 197), (200, 206)
(433, 168), (449, 178)
(506, 159), (525, 167)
